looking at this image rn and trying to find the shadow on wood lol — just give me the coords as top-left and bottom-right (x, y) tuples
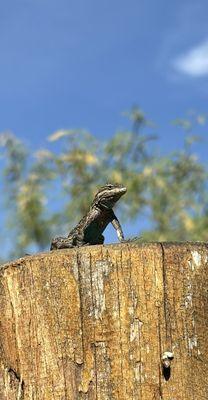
(0, 242), (208, 399)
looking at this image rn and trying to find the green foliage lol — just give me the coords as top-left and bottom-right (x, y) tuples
(0, 108), (207, 260)
(145, 152), (206, 240)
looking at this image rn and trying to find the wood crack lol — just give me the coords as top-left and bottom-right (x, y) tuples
(6, 367), (24, 400)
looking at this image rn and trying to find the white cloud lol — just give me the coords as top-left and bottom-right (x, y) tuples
(173, 40), (208, 77)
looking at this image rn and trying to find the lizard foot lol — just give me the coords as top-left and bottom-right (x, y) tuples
(121, 236), (142, 243)
(50, 236), (74, 250)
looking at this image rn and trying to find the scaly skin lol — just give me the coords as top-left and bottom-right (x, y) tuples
(50, 183), (127, 250)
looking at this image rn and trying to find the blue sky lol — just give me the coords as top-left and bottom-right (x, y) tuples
(0, 0), (208, 147)
(0, 0), (208, 250)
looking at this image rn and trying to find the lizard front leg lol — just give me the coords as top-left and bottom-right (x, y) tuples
(111, 212), (124, 242)
(76, 232), (105, 246)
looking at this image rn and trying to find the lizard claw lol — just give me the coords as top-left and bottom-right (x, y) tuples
(121, 236), (142, 243)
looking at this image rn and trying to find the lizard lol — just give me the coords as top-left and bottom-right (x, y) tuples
(50, 183), (127, 250)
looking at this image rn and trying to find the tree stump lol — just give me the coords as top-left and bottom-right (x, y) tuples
(0, 242), (208, 399)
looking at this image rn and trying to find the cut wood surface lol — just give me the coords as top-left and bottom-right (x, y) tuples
(0, 242), (208, 399)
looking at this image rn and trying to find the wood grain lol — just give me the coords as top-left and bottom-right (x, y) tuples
(0, 243), (207, 399)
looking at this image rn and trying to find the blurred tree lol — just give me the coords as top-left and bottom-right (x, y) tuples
(0, 108), (207, 260)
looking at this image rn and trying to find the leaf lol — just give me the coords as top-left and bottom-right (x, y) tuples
(48, 130), (72, 142)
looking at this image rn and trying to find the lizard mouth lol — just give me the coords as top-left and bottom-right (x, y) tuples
(120, 187), (127, 194)
(112, 187), (127, 197)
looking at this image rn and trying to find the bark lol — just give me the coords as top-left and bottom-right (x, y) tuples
(0, 242), (208, 399)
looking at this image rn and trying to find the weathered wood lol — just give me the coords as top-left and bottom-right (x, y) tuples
(0, 243), (208, 399)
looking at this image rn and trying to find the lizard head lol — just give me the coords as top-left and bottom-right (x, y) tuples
(93, 183), (127, 209)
